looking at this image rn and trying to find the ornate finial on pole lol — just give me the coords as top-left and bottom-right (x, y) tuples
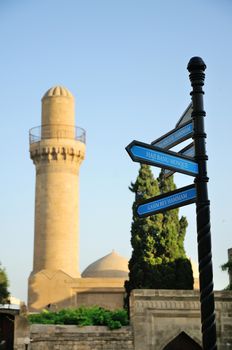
(188, 56), (206, 71)
(187, 57), (217, 350)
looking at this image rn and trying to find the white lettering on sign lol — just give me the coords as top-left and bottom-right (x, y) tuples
(137, 186), (197, 216)
(147, 193), (188, 211)
(145, 151), (189, 170)
(130, 144), (199, 174)
(155, 123), (192, 148)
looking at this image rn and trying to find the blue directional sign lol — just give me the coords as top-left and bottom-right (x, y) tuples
(163, 143), (195, 178)
(137, 184), (196, 217)
(126, 140), (198, 176)
(151, 120), (193, 150)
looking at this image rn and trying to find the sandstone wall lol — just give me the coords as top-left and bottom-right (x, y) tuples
(130, 289), (232, 350)
(14, 324), (133, 350)
(15, 289), (232, 350)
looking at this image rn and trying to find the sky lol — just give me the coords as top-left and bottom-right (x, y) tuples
(0, 0), (232, 302)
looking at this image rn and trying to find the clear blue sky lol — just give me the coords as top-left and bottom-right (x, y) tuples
(0, 0), (232, 302)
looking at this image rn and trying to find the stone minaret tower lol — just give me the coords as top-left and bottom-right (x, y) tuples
(28, 86), (85, 309)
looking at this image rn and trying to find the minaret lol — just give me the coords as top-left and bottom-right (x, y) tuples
(29, 86), (85, 278)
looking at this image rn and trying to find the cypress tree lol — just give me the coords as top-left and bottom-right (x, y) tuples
(157, 170), (188, 261)
(157, 171), (193, 290)
(126, 164), (163, 288)
(125, 166), (193, 309)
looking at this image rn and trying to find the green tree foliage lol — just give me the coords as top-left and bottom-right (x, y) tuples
(157, 170), (188, 261)
(221, 260), (232, 290)
(124, 166), (193, 309)
(0, 263), (10, 304)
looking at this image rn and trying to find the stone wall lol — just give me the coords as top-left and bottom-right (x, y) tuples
(14, 323), (133, 350)
(14, 289), (232, 350)
(130, 289), (232, 350)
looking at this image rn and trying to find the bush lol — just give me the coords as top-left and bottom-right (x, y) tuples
(28, 306), (129, 329)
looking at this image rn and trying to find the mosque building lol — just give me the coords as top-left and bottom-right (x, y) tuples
(28, 86), (198, 312)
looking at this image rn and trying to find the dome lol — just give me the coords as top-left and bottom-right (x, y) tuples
(82, 250), (129, 278)
(42, 86), (73, 99)
(189, 258), (199, 290)
(190, 259), (199, 279)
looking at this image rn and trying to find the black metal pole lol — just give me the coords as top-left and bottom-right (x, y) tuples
(187, 57), (217, 350)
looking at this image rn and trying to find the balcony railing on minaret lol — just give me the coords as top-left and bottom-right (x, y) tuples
(29, 124), (86, 144)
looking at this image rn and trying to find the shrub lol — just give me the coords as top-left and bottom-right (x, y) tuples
(28, 306), (129, 329)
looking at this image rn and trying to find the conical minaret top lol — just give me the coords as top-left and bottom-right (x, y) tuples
(29, 86), (86, 281)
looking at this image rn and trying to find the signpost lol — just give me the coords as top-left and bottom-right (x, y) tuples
(188, 57), (217, 350)
(126, 57), (217, 350)
(126, 140), (198, 176)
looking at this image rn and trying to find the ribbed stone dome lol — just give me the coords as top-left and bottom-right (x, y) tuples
(82, 250), (129, 278)
(42, 86), (73, 99)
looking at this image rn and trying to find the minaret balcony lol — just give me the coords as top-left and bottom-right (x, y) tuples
(29, 125), (86, 144)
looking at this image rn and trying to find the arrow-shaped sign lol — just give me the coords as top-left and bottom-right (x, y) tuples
(126, 140), (198, 176)
(136, 184), (196, 217)
(163, 143), (195, 178)
(151, 120), (193, 150)
(175, 103), (193, 128)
